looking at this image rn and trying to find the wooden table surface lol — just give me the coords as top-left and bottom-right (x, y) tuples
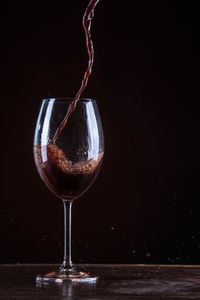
(1, 264), (200, 299)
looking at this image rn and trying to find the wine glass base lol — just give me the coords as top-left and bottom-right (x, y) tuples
(36, 271), (98, 284)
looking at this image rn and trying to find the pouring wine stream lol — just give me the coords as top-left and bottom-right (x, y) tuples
(52, 0), (100, 144)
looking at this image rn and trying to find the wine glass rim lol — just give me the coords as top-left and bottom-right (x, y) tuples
(42, 98), (96, 103)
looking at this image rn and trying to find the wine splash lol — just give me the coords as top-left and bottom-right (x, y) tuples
(52, 0), (100, 144)
(34, 144), (103, 200)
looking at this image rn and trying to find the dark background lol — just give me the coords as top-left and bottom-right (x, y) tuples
(0, 0), (200, 264)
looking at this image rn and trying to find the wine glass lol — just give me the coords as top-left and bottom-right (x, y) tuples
(33, 98), (104, 283)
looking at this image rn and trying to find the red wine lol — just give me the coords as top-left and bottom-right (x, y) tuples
(34, 1), (102, 200)
(52, 0), (100, 143)
(34, 144), (103, 200)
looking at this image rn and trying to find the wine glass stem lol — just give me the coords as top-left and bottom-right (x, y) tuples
(62, 201), (73, 270)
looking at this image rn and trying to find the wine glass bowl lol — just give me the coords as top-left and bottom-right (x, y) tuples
(33, 98), (104, 282)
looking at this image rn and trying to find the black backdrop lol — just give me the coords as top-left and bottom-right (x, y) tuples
(0, 0), (200, 264)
